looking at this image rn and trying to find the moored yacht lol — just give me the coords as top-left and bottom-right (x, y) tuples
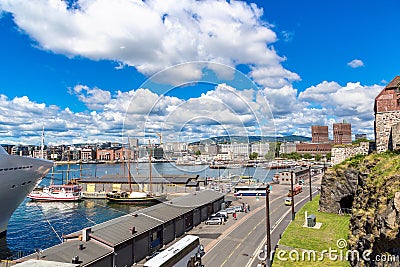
(27, 184), (82, 201)
(0, 146), (53, 237)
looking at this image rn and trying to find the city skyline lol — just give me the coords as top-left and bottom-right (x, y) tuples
(0, 0), (399, 145)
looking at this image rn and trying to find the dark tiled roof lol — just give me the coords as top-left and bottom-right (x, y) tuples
(90, 214), (162, 246)
(170, 190), (224, 208)
(19, 239), (112, 266)
(139, 203), (193, 221)
(385, 76), (400, 89)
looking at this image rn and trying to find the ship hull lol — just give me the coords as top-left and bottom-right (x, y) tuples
(106, 195), (167, 205)
(0, 153), (53, 236)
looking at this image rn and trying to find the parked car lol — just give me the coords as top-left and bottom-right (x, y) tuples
(205, 217), (223, 225)
(284, 197), (292, 206)
(216, 210), (228, 217)
(226, 208), (236, 214)
(210, 213), (227, 222)
(211, 211), (228, 220)
(233, 206), (243, 212)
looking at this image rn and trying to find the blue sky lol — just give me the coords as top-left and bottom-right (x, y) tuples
(0, 0), (399, 145)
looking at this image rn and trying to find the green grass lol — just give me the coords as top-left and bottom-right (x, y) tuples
(272, 195), (351, 267)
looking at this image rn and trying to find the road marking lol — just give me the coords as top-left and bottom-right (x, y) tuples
(245, 190), (319, 267)
(216, 198), (288, 267)
(204, 194), (286, 254)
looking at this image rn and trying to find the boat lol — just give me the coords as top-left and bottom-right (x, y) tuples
(209, 163), (227, 169)
(106, 191), (166, 204)
(27, 184), (83, 201)
(0, 145), (53, 237)
(106, 139), (167, 205)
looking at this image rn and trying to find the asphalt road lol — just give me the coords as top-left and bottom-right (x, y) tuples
(194, 174), (323, 267)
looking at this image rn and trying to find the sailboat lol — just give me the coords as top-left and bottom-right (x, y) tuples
(106, 139), (167, 204)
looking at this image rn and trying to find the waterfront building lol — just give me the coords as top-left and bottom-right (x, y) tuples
(220, 143), (250, 159)
(81, 147), (96, 161)
(374, 76), (400, 152)
(279, 142), (297, 154)
(96, 148), (116, 161)
(250, 142), (270, 158)
(311, 125), (329, 143)
(333, 122), (352, 144)
(296, 143), (332, 156)
(278, 167), (309, 185)
(32, 147), (48, 159)
(205, 144), (219, 155)
(11, 145), (30, 156)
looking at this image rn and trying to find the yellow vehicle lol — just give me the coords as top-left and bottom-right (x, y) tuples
(284, 197), (292, 206)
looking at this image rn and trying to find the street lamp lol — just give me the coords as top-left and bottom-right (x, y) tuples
(265, 186), (271, 265)
(290, 171), (295, 221)
(308, 165), (312, 201)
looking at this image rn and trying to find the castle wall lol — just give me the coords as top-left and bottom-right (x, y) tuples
(331, 142), (370, 165)
(375, 111), (400, 152)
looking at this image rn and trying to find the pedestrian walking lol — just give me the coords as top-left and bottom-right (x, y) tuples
(248, 204), (251, 211)
(233, 212), (237, 220)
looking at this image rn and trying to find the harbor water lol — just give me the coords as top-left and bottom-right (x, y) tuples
(1, 162), (281, 259)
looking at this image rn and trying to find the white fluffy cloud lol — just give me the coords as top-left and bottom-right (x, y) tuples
(72, 85), (111, 110)
(0, 0), (297, 86)
(0, 78), (385, 145)
(297, 81), (383, 137)
(347, 59), (364, 68)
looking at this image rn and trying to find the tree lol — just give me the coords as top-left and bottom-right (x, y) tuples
(326, 152), (332, 161)
(315, 154), (322, 161)
(195, 150), (201, 156)
(303, 153), (312, 159)
(249, 152), (259, 160)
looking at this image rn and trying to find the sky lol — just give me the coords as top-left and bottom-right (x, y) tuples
(0, 0), (399, 146)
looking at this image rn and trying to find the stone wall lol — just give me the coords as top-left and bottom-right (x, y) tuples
(375, 111), (400, 152)
(319, 168), (359, 214)
(331, 142), (370, 165)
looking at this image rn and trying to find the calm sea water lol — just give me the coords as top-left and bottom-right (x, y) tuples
(1, 162), (279, 259)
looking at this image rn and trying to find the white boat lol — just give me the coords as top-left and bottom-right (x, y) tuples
(28, 184), (82, 202)
(0, 146), (53, 237)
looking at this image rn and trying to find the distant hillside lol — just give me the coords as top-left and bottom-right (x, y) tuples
(190, 135), (311, 145)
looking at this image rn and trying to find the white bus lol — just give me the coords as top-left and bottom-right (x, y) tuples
(144, 235), (205, 267)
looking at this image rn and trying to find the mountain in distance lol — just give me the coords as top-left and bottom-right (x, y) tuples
(190, 135), (311, 145)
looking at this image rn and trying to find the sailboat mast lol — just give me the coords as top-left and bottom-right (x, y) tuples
(148, 139), (152, 193)
(127, 138), (132, 193)
(41, 125), (45, 159)
(66, 147), (70, 184)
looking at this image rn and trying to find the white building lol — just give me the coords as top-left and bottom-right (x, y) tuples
(220, 143), (250, 159)
(279, 142), (297, 154)
(250, 142), (270, 157)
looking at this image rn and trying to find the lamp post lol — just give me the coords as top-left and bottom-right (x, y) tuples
(290, 171), (295, 221)
(265, 186), (271, 265)
(308, 165), (312, 201)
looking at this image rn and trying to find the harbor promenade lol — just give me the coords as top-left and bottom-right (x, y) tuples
(133, 174), (323, 267)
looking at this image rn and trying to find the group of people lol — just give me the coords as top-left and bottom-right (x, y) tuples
(243, 202), (251, 213)
(232, 202), (251, 220)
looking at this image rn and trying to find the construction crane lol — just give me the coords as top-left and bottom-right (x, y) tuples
(156, 133), (162, 145)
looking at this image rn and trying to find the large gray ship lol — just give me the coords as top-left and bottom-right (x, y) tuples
(0, 146), (53, 237)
